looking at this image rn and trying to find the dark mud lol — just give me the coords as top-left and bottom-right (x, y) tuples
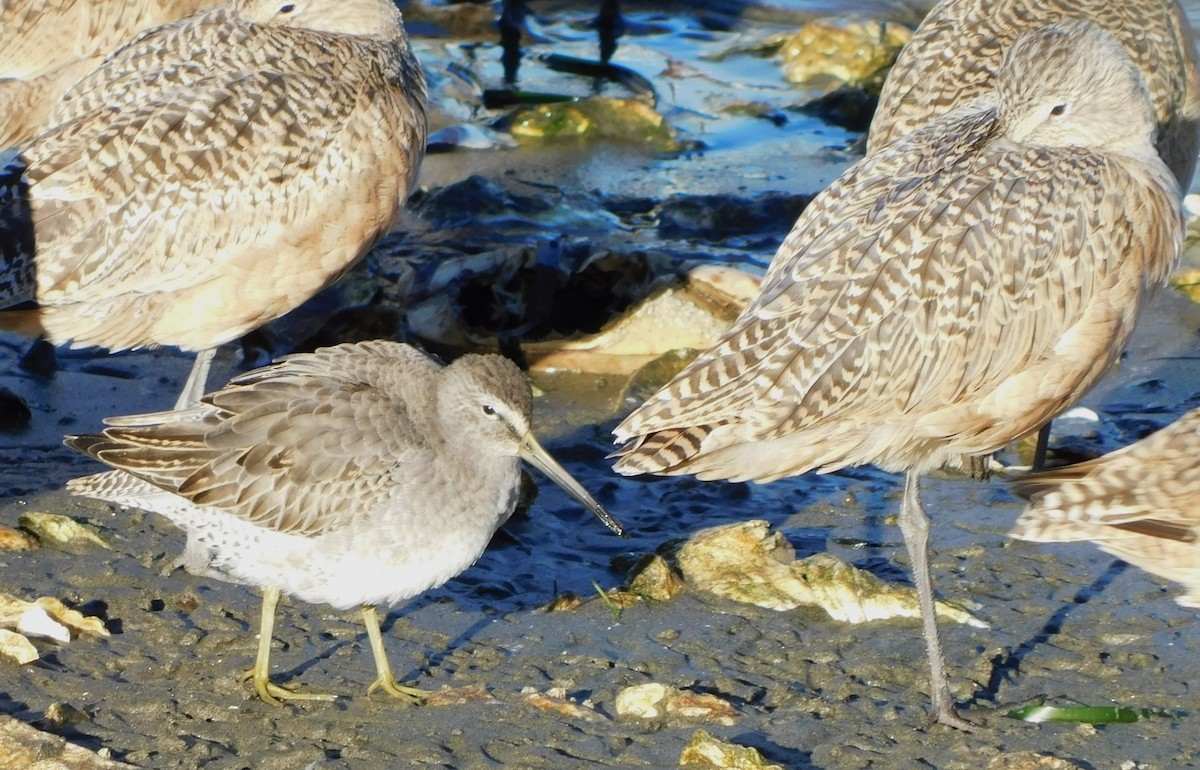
(3, 1), (1200, 768)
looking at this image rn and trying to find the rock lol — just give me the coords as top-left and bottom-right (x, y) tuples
(520, 687), (606, 722)
(679, 730), (783, 770)
(0, 594), (109, 662)
(0, 525), (38, 551)
(987, 752), (1088, 770)
(506, 97), (679, 152)
(657, 193), (810, 242)
(1169, 267), (1200, 304)
(524, 266), (759, 375)
(777, 19), (911, 95)
(0, 716), (133, 769)
(771, 18), (912, 130)
(542, 592), (586, 612)
(0, 387), (31, 433)
(627, 554), (687, 602)
(18, 513), (110, 552)
(403, 242), (660, 354)
(675, 520), (986, 627)
(0, 630), (38, 665)
(616, 683), (739, 726)
(38, 703), (91, 734)
(421, 686), (498, 708)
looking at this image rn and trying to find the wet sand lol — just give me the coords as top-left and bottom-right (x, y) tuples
(2, 2), (1200, 767)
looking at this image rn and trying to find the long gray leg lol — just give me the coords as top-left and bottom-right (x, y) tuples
(174, 347), (216, 410)
(899, 470), (975, 730)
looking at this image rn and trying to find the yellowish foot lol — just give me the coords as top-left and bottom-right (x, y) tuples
(360, 604), (430, 706)
(366, 676), (430, 705)
(240, 668), (337, 706)
(245, 587), (337, 706)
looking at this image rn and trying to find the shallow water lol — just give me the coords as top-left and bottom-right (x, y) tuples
(3, 1), (1200, 768)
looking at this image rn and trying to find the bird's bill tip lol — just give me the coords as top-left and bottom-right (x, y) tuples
(519, 432), (627, 538)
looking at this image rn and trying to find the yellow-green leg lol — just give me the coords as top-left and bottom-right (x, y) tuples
(246, 586), (336, 706)
(362, 605), (430, 704)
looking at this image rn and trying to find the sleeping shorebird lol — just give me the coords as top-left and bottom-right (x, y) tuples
(613, 20), (1183, 728)
(870, 0), (1200, 190)
(869, 0), (1199, 473)
(0, 0), (428, 409)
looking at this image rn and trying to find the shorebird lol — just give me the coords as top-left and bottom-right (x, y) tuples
(1011, 407), (1200, 607)
(0, 0), (223, 149)
(869, 0), (1200, 473)
(869, 0), (1200, 189)
(66, 340), (625, 705)
(613, 20), (1184, 728)
(497, 0), (623, 85)
(0, 0), (428, 409)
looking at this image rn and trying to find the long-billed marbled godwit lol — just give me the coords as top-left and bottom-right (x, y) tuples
(869, 0), (1200, 190)
(1011, 407), (1200, 607)
(869, 0), (1200, 474)
(613, 20), (1184, 728)
(0, 0), (224, 149)
(0, 0), (428, 409)
(66, 340), (625, 705)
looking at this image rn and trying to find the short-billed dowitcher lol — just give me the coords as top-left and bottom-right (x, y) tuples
(869, 0), (1200, 190)
(0, 0), (428, 409)
(66, 340), (625, 705)
(613, 20), (1183, 728)
(1011, 408), (1200, 607)
(0, 0), (223, 149)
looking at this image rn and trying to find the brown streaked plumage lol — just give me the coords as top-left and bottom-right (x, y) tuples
(0, 0), (224, 149)
(0, 0), (428, 408)
(870, 0), (1199, 476)
(869, 0), (1200, 191)
(1011, 407), (1200, 607)
(66, 340), (624, 705)
(613, 20), (1183, 728)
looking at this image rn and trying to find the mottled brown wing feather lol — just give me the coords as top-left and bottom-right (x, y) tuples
(67, 342), (439, 536)
(1012, 408), (1200, 542)
(26, 66), (356, 303)
(617, 111), (1131, 456)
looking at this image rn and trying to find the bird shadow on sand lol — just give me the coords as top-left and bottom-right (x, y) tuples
(970, 559), (1129, 706)
(379, 609), (496, 687)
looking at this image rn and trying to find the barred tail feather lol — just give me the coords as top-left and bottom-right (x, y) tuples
(611, 425), (714, 476)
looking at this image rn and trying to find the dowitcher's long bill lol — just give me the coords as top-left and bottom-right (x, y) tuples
(66, 340), (624, 705)
(614, 20), (1183, 729)
(519, 432), (625, 536)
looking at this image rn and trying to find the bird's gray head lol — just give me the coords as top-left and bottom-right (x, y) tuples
(437, 354), (533, 455)
(236, 0), (405, 38)
(997, 19), (1156, 153)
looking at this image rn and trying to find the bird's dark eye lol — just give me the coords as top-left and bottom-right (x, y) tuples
(1049, 104), (1066, 116)
(279, 3), (296, 13)
(482, 404), (497, 417)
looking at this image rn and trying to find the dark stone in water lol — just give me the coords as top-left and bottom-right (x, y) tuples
(657, 192), (810, 242)
(414, 175), (552, 230)
(0, 387), (31, 433)
(18, 339), (57, 379)
(798, 84), (879, 133)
